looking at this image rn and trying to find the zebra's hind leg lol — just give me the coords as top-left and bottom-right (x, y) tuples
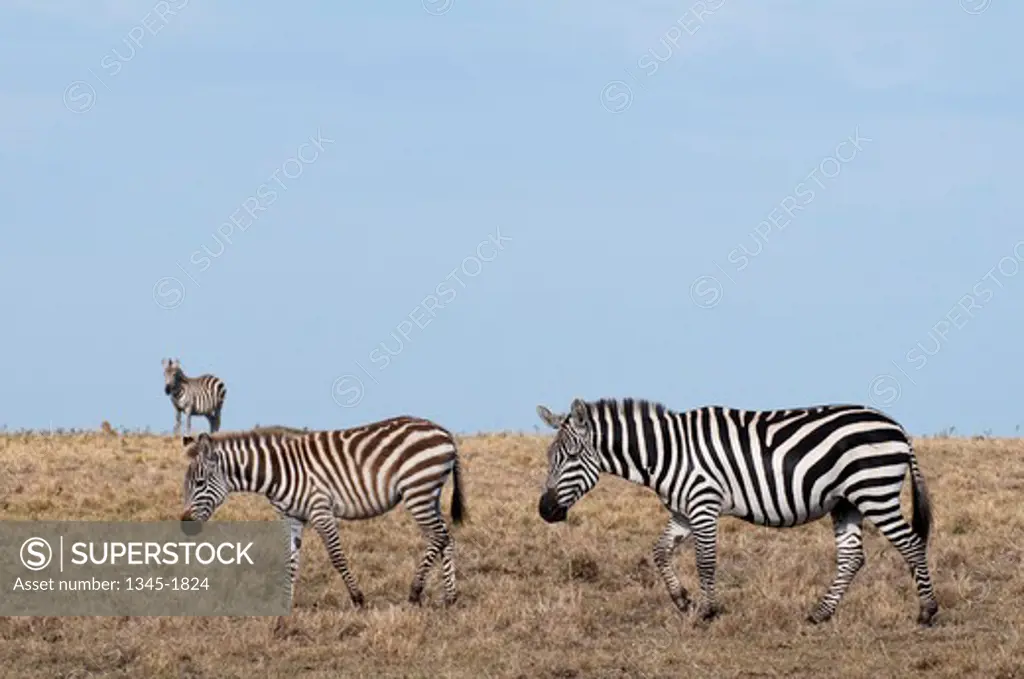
(808, 500), (865, 624)
(405, 491), (454, 606)
(439, 531), (457, 606)
(652, 513), (692, 613)
(208, 410), (220, 433)
(690, 512), (722, 622)
(309, 510), (365, 609)
(861, 504), (938, 626)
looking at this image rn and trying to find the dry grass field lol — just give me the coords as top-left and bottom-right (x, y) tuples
(0, 431), (1022, 678)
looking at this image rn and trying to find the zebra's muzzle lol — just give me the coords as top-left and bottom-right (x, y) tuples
(164, 385), (172, 394)
(180, 509), (203, 536)
(538, 490), (568, 523)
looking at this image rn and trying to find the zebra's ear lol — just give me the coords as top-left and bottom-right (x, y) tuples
(570, 399), (588, 426)
(185, 433), (214, 460)
(197, 434), (218, 465)
(536, 405), (563, 430)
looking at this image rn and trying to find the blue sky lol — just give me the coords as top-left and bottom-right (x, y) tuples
(1, 1), (1021, 436)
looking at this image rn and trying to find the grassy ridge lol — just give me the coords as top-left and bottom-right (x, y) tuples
(0, 432), (1021, 678)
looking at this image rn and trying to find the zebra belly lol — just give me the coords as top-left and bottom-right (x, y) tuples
(722, 497), (835, 527)
(328, 490), (401, 520)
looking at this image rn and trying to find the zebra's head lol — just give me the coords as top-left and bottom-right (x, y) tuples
(536, 398), (601, 524)
(162, 358), (182, 395)
(180, 432), (228, 532)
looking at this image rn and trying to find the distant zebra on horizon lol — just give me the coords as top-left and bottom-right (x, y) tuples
(535, 398), (937, 626)
(162, 358), (226, 436)
(179, 416), (466, 611)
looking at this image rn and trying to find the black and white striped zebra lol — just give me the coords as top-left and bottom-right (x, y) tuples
(162, 358), (226, 435)
(535, 398), (937, 626)
(179, 416), (466, 612)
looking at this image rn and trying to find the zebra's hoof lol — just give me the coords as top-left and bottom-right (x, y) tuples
(350, 591), (365, 609)
(917, 602), (938, 627)
(408, 581), (425, 605)
(807, 611), (831, 625)
(695, 602), (721, 623)
(442, 594), (458, 608)
(671, 594), (691, 614)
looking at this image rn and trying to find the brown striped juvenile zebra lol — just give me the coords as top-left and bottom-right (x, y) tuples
(162, 358), (226, 435)
(179, 416), (466, 609)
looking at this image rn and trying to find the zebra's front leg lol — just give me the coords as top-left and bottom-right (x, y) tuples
(310, 510), (365, 609)
(652, 513), (692, 613)
(283, 516), (305, 609)
(691, 513), (722, 622)
(274, 516), (305, 635)
(173, 410), (182, 437)
(184, 410), (193, 436)
(809, 501), (865, 624)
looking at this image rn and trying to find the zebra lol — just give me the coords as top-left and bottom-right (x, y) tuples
(178, 416), (466, 612)
(535, 397), (937, 626)
(162, 358), (226, 436)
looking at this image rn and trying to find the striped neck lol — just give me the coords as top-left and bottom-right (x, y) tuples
(586, 398), (676, 490)
(216, 432), (300, 498)
(170, 375), (188, 398)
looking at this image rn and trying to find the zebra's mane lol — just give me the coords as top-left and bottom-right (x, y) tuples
(588, 397), (673, 418)
(250, 425), (311, 437)
(202, 428), (307, 445)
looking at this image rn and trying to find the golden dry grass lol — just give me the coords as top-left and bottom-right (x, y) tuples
(0, 431), (1022, 678)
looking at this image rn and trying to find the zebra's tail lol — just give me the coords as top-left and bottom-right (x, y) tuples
(450, 454), (466, 526)
(908, 443), (932, 547)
